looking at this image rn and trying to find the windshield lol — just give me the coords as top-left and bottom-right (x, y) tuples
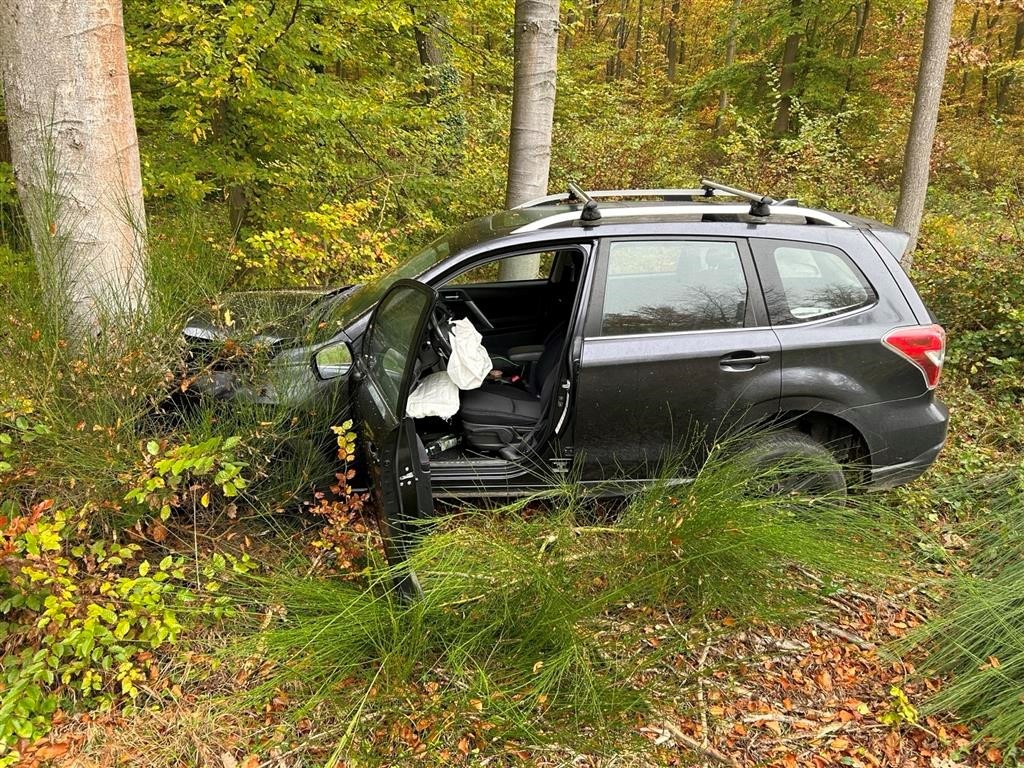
(311, 236), (451, 343)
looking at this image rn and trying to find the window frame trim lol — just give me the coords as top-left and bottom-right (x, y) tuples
(584, 236), (765, 339)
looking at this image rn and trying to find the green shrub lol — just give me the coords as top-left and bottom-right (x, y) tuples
(912, 185), (1024, 395)
(0, 399), (50, 477)
(124, 435), (248, 522)
(235, 199), (402, 289)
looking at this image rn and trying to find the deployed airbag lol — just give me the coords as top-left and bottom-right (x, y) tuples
(446, 318), (491, 390)
(406, 318), (491, 419)
(406, 371), (460, 419)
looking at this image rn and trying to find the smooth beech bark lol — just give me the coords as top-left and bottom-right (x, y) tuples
(0, 0), (147, 327)
(501, 0), (561, 281)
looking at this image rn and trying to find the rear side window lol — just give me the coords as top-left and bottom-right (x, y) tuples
(756, 242), (876, 325)
(599, 240), (748, 336)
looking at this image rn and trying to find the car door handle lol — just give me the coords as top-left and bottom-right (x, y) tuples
(720, 352), (771, 370)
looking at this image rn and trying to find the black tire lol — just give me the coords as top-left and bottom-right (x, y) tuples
(740, 431), (847, 497)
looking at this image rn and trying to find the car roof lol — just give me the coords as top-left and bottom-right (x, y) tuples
(443, 201), (906, 257)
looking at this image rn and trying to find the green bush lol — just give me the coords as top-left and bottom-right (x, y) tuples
(0, 499), (257, 756)
(235, 199), (405, 289)
(898, 183), (1024, 404)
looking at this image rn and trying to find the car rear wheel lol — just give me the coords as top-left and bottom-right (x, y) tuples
(739, 431), (847, 497)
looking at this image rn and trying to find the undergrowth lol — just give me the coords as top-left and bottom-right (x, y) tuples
(902, 463), (1024, 760)
(226, 441), (900, 757)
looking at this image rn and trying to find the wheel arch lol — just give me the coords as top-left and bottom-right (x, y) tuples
(770, 404), (874, 485)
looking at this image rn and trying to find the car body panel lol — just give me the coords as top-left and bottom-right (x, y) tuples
(749, 232), (943, 474)
(573, 235), (782, 479)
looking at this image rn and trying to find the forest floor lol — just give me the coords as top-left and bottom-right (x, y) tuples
(15, 526), (1004, 768)
(20, 600), (1002, 767)
(9, 380), (1015, 768)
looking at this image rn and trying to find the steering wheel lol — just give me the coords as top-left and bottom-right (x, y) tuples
(429, 303), (454, 358)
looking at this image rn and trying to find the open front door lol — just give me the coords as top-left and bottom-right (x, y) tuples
(353, 279), (438, 598)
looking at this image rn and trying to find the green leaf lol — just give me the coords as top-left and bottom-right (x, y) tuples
(114, 619), (131, 640)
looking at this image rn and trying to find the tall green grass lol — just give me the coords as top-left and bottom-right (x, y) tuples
(0, 169), (339, 516)
(230, 441), (900, 750)
(904, 466), (1024, 756)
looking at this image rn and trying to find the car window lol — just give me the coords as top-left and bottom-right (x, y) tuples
(766, 245), (875, 324)
(445, 251), (556, 285)
(364, 285), (431, 416)
(600, 240), (748, 336)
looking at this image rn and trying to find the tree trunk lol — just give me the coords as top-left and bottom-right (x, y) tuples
(608, 0), (629, 78)
(714, 0), (742, 135)
(228, 186), (248, 239)
(0, 115), (11, 164)
(501, 0), (561, 281)
(0, 0), (147, 327)
(211, 98), (249, 239)
(412, 8), (448, 99)
(773, 0), (802, 136)
(837, 0), (870, 113)
(996, 11), (1023, 112)
(666, 0), (680, 81)
(978, 6), (1001, 113)
(635, 0), (645, 76)
(959, 5), (980, 107)
(893, 0), (956, 266)
(678, 5), (687, 69)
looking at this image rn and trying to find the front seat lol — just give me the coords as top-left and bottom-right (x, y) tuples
(459, 324), (566, 454)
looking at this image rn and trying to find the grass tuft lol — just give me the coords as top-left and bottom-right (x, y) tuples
(904, 467), (1024, 754)
(227, 437), (900, 752)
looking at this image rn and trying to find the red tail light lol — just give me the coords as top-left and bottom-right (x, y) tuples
(882, 324), (946, 389)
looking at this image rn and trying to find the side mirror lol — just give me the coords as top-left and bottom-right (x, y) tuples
(313, 340), (353, 380)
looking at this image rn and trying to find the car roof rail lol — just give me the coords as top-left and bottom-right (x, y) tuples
(700, 178), (782, 217)
(511, 179), (843, 230)
(513, 203), (851, 232)
(514, 186), (721, 208)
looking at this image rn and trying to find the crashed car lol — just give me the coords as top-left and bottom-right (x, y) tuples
(185, 181), (949, 542)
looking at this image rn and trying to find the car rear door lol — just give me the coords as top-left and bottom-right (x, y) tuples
(572, 237), (782, 481)
(749, 235), (938, 467)
(353, 279), (437, 598)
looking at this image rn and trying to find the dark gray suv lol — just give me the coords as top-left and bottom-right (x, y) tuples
(186, 181), (949, 516)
